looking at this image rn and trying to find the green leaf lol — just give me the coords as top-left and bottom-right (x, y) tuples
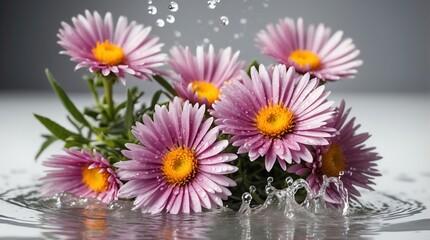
(45, 69), (91, 128)
(150, 90), (163, 109)
(124, 89), (134, 132)
(35, 135), (58, 160)
(34, 114), (75, 140)
(153, 75), (176, 97)
(246, 60), (260, 77)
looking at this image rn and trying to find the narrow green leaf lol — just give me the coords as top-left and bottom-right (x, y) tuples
(246, 60), (260, 77)
(45, 69), (90, 127)
(124, 89), (134, 132)
(34, 114), (75, 140)
(150, 90), (163, 109)
(35, 135), (58, 160)
(153, 75), (176, 97)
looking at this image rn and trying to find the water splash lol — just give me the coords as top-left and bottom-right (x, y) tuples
(166, 15), (175, 24)
(156, 19), (165, 27)
(238, 176), (350, 218)
(168, 1), (179, 12)
(148, 5), (157, 15)
(220, 16), (229, 26)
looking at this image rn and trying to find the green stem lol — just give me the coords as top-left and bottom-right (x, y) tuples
(102, 76), (115, 120)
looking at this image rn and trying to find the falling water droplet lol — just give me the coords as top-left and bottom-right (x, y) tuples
(148, 5), (157, 15)
(207, 0), (217, 9)
(220, 16), (229, 26)
(168, 1), (179, 12)
(240, 18), (247, 24)
(174, 30), (181, 37)
(156, 19), (165, 27)
(148, 0), (153, 4)
(166, 14), (175, 23)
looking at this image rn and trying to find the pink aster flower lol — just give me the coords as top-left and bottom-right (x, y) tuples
(40, 149), (122, 204)
(115, 97), (238, 214)
(256, 17), (362, 81)
(58, 10), (167, 84)
(288, 100), (382, 203)
(211, 64), (336, 171)
(168, 44), (245, 107)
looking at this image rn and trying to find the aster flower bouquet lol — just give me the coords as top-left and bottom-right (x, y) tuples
(36, 10), (381, 214)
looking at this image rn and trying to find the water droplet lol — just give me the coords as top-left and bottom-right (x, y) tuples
(207, 0), (217, 9)
(220, 16), (229, 26)
(148, 5), (157, 15)
(263, 2), (269, 8)
(166, 14), (175, 23)
(213, 27), (219, 32)
(285, 177), (293, 186)
(242, 192), (252, 203)
(240, 18), (247, 24)
(156, 19), (165, 27)
(203, 38), (210, 44)
(197, 19), (202, 24)
(267, 176), (274, 184)
(208, 19), (214, 25)
(168, 1), (179, 12)
(174, 30), (181, 37)
(249, 185), (256, 193)
(233, 33), (240, 39)
(148, 0), (152, 4)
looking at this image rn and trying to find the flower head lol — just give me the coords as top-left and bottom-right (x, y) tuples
(256, 17), (362, 81)
(168, 44), (245, 107)
(58, 10), (167, 84)
(40, 149), (122, 204)
(115, 97), (238, 214)
(288, 100), (382, 203)
(211, 64), (336, 171)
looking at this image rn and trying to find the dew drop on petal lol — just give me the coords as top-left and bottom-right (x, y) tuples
(156, 19), (165, 27)
(166, 14), (175, 23)
(220, 16), (229, 26)
(168, 1), (179, 12)
(148, 5), (157, 15)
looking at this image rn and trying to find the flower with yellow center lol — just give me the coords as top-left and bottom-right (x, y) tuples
(319, 143), (346, 177)
(162, 146), (198, 186)
(289, 50), (321, 71)
(191, 81), (221, 105)
(255, 103), (295, 138)
(92, 40), (125, 66)
(82, 166), (110, 193)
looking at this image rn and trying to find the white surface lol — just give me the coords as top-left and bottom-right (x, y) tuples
(0, 91), (430, 239)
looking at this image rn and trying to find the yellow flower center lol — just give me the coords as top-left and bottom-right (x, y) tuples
(255, 103), (295, 138)
(81, 166), (110, 193)
(289, 50), (321, 71)
(162, 146), (198, 186)
(191, 81), (221, 105)
(319, 143), (346, 177)
(92, 40), (125, 66)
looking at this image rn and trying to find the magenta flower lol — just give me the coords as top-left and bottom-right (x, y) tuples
(40, 149), (122, 204)
(168, 44), (245, 107)
(256, 17), (362, 81)
(211, 64), (336, 171)
(57, 10), (167, 84)
(288, 100), (382, 203)
(115, 97), (238, 214)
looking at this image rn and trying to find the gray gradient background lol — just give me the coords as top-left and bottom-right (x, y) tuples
(1, 0), (429, 94)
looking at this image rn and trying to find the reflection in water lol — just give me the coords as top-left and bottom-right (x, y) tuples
(0, 185), (427, 239)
